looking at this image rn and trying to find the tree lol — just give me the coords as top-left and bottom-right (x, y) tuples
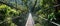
(0, 4), (21, 26)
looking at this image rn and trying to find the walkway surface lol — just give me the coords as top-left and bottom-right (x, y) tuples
(25, 13), (34, 26)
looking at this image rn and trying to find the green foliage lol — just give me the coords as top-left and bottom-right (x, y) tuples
(48, 13), (55, 20)
(39, 0), (43, 6)
(34, 0), (55, 26)
(36, 0), (55, 20)
(0, 4), (21, 26)
(34, 23), (42, 26)
(0, 4), (20, 17)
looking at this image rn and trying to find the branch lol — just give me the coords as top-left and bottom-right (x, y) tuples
(31, 0), (37, 12)
(0, 1), (18, 9)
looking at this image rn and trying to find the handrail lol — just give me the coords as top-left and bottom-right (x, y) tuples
(53, 4), (60, 7)
(40, 16), (60, 26)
